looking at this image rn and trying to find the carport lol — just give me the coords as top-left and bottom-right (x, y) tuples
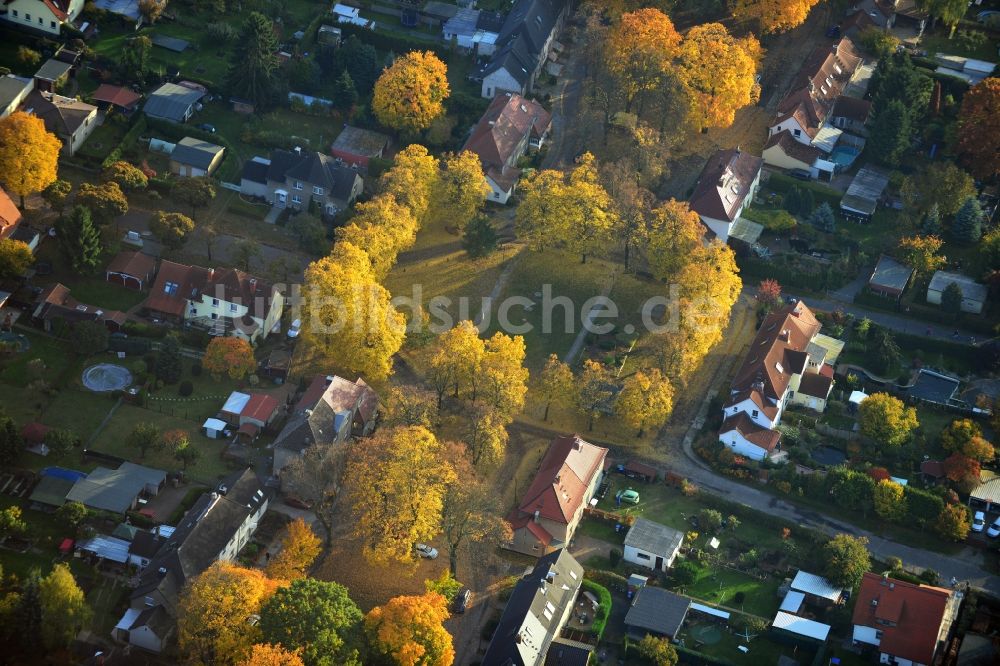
(970, 475), (1000, 512)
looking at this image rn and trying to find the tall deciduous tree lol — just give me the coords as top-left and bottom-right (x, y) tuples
(480, 332), (529, 421)
(364, 593), (454, 666)
(203, 337), (256, 381)
(944, 452), (981, 493)
(822, 534), (871, 589)
(858, 393), (919, 449)
(646, 199), (705, 282)
(258, 578), (364, 666)
(265, 518), (322, 581)
(432, 151), (488, 231)
(342, 426), (456, 563)
(900, 162), (976, 217)
(0, 238), (33, 280)
(873, 479), (906, 521)
(41, 179), (71, 212)
(935, 502), (971, 541)
(126, 422), (161, 459)
(104, 160), (148, 191)
(300, 243), (406, 381)
(958, 78), (1000, 179)
(227, 12), (281, 109)
(150, 210), (195, 250)
(336, 194), (417, 279)
(373, 51), (450, 133)
(577, 359), (613, 431)
(675, 23), (761, 130)
(178, 563), (280, 666)
(537, 354), (575, 421)
(0, 112), (60, 206)
(38, 564), (91, 650)
(380, 144), (440, 227)
(239, 644), (305, 666)
(0, 416), (20, 466)
(77, 181), (128, 226)
(616, 368), (675, 437)
(174, 176), (217, 219)
(605, 8), (681, 112)
(897, 235), (946, 283)
(731, 0), (821, 34)
(119, 35), (152, 81)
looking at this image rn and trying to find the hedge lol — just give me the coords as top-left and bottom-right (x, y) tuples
(144, 116), (235, 155)
(101, 114), (148, 169)
(764, 173), (843, 208)
(581, 579), (612, 641)
(336, 21), (448, 58)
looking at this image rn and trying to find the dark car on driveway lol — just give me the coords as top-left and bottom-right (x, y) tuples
(788, 168), (812, 181)
(453, 589), (471, 614)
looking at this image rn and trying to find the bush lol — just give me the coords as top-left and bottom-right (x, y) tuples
(178, 380), (193, 397)
(123, 321), (168, 338)
(190, 362), (202, 377)
(180, 330), (211, 349)
(581, 579), (612, 640)
(609, 548), (622, 566)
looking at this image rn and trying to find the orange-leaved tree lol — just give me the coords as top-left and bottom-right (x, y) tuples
(373, 51), (450, 133)
(203, 337), (256, 380)
(264, 517), (322, 581)
(605, 8), (681, 112)
(675, 23), (761, 130)
(0, 111), (61, 206)
(731, 0), (821, 34)
(364, 592), (454, 666)
(958, 78), (1000, 180)
(238, 644), (304, 666)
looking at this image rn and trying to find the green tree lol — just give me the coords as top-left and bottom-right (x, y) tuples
(462, 214), (497, 259)
(173, 176), (217, 219)
(940, 282), (963, 315)
(70, 320), (109, 356)
(808, 202), (835, 232)
(126, 422), (161, 459)
(258, 578), (365, 666)
(332, 70), (359, 112)
(227, 12), (281, 109)
(76, 181), (128, 226)
(0, 416), (19, 466)
(0, 505), (26, 540)
(119, 35), (152, 81)
(103, 161), (148, 192)
(922, 204), (941, 234)
(698, 509), (723, 533)
(149, 210), (195, 251)
(424, 570), (463, 602)
(952, 196), (983, 243)
(868, 99), (911, 166)
(822, 534), (871, 589)
(41, 179), (71, 212)
(55, 205), (102, 273)
(872, 328), (901, 376)
(289, 213), (328, 253)
(830, 468), (876, 516)
(0, 238), (34, 280)
(13, 570), (42, 652)
(230, 238), (263, 271)
(904, 486), (944, 526)
(45, 428), (77, 457)
(156, 333), (183, 384)
(174, 441), (201, 470)
(56, 501), (89, 528)
(637, 634), (679, 666)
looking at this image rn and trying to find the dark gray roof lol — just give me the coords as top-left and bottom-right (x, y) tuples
(496, 0), (566, 57)
(241, 157), (270, 184)
(624, 518), (684, 556)
(131, 604), (174, 638)
(544, 638), (593, 666)
(285, 151), (338, 190)
(65, 463), (166, 513)
(484, 33), (536, 86)
(130, 529), (167, 560)
(330, 165), (361, 202)
(624, 587), (690, 638)
(272, 399), (338, 454)
(0, 75), (32, 110)
(143, 83), (204, 122)
(478, 10), (506, 32)
(28, 475), (74, 507)
(171, 136), (224, 170)
(870, 254), (913, 292)
(482, 549), (583, 666)
(34, 58), (72, 82)
(267, 148), (355, 196)
(331, 126), (390, 157)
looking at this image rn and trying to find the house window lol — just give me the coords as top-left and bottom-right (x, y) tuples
(12, 10), (17, 16)
(164, 281), (179, 295)
(38, 16), (42, 24)
(50, 20), (56, 28)
(229, 303), (238, 312)
(789, 391), (795, 399)
(751, 410), (759, 418)
(144, 596), (154, 607)
(312, 186), (323, 195)
(25, 13), (31, 20)
(211, 313), (218, 320)
(212, 298), (219, 307)
(636, 552), (651, 560)
(189, 306), (197, 315)
(793, 129), (801, 137)
(293, 181), (303, 190)
(291, 195), (301, 204)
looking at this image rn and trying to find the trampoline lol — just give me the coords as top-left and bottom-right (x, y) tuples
(82, 364), (133, 392)
(0, 332), (29, 352)
(689, 623), (723, 645)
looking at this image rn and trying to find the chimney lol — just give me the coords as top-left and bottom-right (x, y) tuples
(573, 438), (582, 451)
(881, 573), (888, 585)
(889, 582), (895, 590)
(157, 567), (167, 577)
(294, 146), (302, 155)
(780, 329), (790, 341)
(534, 509), (540, 523)
(249, 278), (257, 291)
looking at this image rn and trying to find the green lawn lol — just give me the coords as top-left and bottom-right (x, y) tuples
(682, 565), (782, 618)
(60, 278), (147, 312)
(39, 390), (118, 441)
(921, 29), (999, 62)
(0, 332), (79, 388)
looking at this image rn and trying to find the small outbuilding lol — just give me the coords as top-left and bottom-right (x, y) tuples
(772, 611), (831, 643)
(623, 517), (684, 572)
(33, 58), (73, 93)
(91, 84), (142, 114)
(625, 586), (690, 639)
(330, 125), (390, 169)
(840, 166), (890, 222)
(106, 250), (156, 291)
(868, 254), (913, 301)
(926, 271), (988, 314)
(170, 137), (226, 177)
(789, 570), (846, 606)
(202, 418), (230, 439)
(143, 83), (205, 123)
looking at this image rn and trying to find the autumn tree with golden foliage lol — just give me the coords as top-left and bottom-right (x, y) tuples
(265, 517), (321, 581)
(203, 337), (256, 381)
(731, 0), (821, 34)
(0, 111), (61, 206)
(431, 151), (489, 231)
(958, 78), (1000, 180)
(336, 194), (417, 279)
(897, 235), (946, 284)
(380, 144), (440, 227)
(364, 592), (455, 666)
(537, 354), (575, 421)
(606, 8), (681, 112)
(177, 562), (280, 666)
(300, 242), (406, 381)
(858, 392), (919, 449)
(577, 359), (614, 431)
(646, 199), (705, 282)
(38, 564), (91, 650)
(481, 332), (529, 421)
(342, 426), (456, 563)
(675, 23), (761, 129)
(373, 51), (450, 133)
(239, 644), (305, 666)
(616, 368), (675, 437)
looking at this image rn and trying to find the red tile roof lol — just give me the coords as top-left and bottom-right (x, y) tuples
(764, 129), (823, 166)
(921, 460), (945, 479)
(798, 373), (833, 399)
(106, 250), (155, 280)
(0, 186), (21, 239)
(853, 573), (954, 665)
(720, 413), (782, 452)
(43, 0), (69, 21)
(242, 393), (279, 423)
(514, 434), (608, 525)
(91, 84), (142, 109)
(774, 37), (863, 137)
(145, 260), (275, 320)
(463, 92), (550, 194)
(689, 148), (763, 223)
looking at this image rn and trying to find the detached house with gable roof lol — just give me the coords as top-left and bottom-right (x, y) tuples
(21, 89), (97, 156)
(505, 434), (608, 556)
(720, 300), (840, 461)
(688, 148), (763, 244)
(463, 92), (551, 204)
(852, 572), (961, 666)
(480, 0), (568, 98)
(240, 147), (363, 217)
(0, 0), (84, 35)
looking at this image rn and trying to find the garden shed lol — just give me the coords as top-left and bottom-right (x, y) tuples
(840, 167), (889, 222)
(772, 611), (830, 643)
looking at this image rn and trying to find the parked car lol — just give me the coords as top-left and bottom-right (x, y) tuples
(988, 517), (1000, 538)
(196, 123), (216, 133)
(788, 168), (812, 181)
(287, 319), (301, 339)
(453, 588), (471, 614)
(825, 25), (841, 38)
(415, 543), (438, 559)
(973, 511), (986, 532)
(284, 496), (313, 510)
(616, 489), (640, 505)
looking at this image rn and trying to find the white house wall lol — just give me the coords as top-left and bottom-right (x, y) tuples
(762, 145), (812, 171)
(718, 428), (770, 461)
(623, 544), (679, 571)
(769, 117), (811, 145)
(128, 625), (165, 653)
(723, 398), (777, 429)
(482, 69), (523, 99)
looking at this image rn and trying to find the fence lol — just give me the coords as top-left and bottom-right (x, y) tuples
(816, 422), (856, 441)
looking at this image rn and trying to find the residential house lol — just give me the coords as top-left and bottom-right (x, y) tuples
(0, 0), (84, 35)
(927, 271), (988, 314)
(623, 518), (684, 572)
(463, 92), (551, 204)
(330, 125), (390, 169)
(868, 254), (913, 301)
(0, 74), (33, 117)
(112, 606), (173, 654)
(443, 7), (503, 56)
(0, 185), (22, 239)
(241, 148), (363, 216)
(480, 0), (569, 98)
(21, 90), (97, 156)
(481, 549), (584, 666)
(32, 57), (73, 92)
(105, 250), (156, 291)
(505, 434), (608, 556)
(272, 374), (379, 476)
(720, 300), (838, 461)
(127, 525), (175, 570)
(119, 469), (270, 652)
(841, 166), (890, 221)
(91, 83), (142, 114)
(143, 82), (205, 123)
(762, 130), (824, 175)
(144, 260), (284, 342)
(852, 572), (961, 666)
(830, 95), (872, 135)
(688, 148), (763, 243)
(624, 587), (691, 640)
(169, 137), (226, 177)
(65, 462), (166, 514)
(33, 283), (127, 332)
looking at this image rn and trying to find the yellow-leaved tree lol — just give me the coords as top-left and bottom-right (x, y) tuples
(336, 194), (417, 279)
(300, 242), (406, 381)
(427, 319), (485, 404)
(645, 199), (705, 282)
(342, 426), (456, 563)
(373, 51), (450, 133)
(239, 644), (305, 666)
(177, 562), (280, 666)
(481, 331), (529, 421)
(38, 564), (91, 651)
(676, 23), (761, 130)
(264, 517), (322, 581)
(606, 8), (682, 112)
(731, 0), (821, 34)
(616, 368), (675, 437)
(0, 111), (61, 206)
(203, 337), (256, 381)
(431, 150), (489, 231)
(858, 392), (919, 449)
(536, 354), (575, 421)
(381, 144), (440, 227)
(364, 592), (455, 666)
(896, 235), (946, 284)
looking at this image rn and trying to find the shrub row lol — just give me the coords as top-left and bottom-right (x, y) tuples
(581, 579), (612, 641)
(764, 173), (843, 208)
(336, 21), (448, 57)
(101, 114), (148, 169)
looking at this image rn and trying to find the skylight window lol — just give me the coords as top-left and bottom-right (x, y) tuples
(164, 281), (179, 295)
